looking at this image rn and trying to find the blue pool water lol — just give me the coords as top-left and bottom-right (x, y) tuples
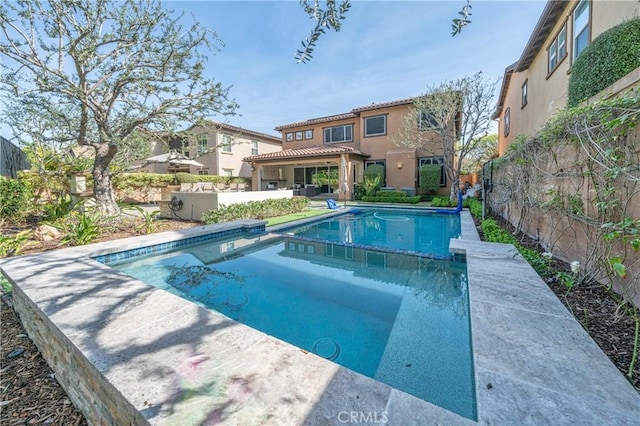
(281, 208), (461, 258)
(108, 228), (476, 420)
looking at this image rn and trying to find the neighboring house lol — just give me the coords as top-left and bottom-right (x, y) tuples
(0, 136), (29, 178)
(145, 121), (282, 178)
(244, 98), (451, 200)
(493, 0), (640, 155)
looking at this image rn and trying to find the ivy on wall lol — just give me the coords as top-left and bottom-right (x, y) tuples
(568, 18), (640, 107)
(488, 89), (640, 381)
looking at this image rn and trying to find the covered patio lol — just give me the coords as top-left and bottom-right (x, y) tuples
(244, 146), (369, 201)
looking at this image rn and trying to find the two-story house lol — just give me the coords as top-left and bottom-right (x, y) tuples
(146, 121), (282, 178)
(244, 98), (451, 200)
(493, 0), (640, 155)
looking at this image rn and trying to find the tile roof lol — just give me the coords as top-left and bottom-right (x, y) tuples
(351, 97), (415, 113)
(516, 1), (569, 72)
(274, 113), (358, 131)
(492, 61), (518, 119)
(195, 120), (282, 143)
(243, 145), (369, 162)
(275, 97), (416, 130)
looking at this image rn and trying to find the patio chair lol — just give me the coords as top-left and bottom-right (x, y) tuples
(327, 199), (339, 210)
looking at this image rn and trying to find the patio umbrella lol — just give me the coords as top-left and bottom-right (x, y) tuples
(340, 155), (350, 205)
(144, 151), (205, 167)
(144, 151), (204, 183)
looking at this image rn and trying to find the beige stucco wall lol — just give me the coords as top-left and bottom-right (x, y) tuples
(185, 126), (281, 178)
(277, 103), (450, 194)
(497, 0), (640, 155)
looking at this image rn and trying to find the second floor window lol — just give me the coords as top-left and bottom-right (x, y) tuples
(418, 110), (439, 131)
(222, 134), (232, 153)
(573, 0), (590, 61)
(504, 107), (511, 137)
(364, 115), (386, 136)
(548, 24), (567, 73)
(251, 140), (258, 155)
(197, 134), (208, 156)
(324, 124), (353, 144)
(521, 80), (528, 108)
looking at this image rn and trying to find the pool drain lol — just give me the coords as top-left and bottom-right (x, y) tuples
(313, 338), (341, 361)
(223, 293), (249, 310)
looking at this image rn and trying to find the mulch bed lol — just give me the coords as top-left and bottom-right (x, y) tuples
(1, 297), (87, 425)
(0, 213), (638, 424)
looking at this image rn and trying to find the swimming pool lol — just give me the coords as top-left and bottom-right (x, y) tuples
(279, 208), (461, 258)
(107, 226), (476, 420)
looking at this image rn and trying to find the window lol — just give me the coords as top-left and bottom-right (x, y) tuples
(295, 131), (303, 141)
(286, 132), (294, 142)
(364, 115), (386, 136)
(251, 140), (258, 156)
(418, 110), (438, 130)
(222, 168), (233, 177)
(305, 130), (313, 139)
(521, 79), (528, 108)
(198, 169), (209, 175)
(181, 140), (190, 157)
(547, 24), (567, 74)
(573, 0), (590, 61)
(419, 157), (446, 187)
(197, 134), (208, 156)
(504, 107), (511, 137)
(324, 124), (353, 143)
(221, 134), (232, 153)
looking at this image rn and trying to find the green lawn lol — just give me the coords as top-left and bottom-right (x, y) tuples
(266, 208), (332, 227)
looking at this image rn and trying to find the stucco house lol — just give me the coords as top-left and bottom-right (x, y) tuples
(244, 98), (452, 200)
(493, 0), (640, 155)
(145, 121), (282, 178)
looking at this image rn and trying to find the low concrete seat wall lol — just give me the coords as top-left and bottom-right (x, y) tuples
(167, 190), (294, 221)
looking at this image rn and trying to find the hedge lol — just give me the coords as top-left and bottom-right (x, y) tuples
(568, 18), (640, 107)
(360, 195), (421, 204)
(202, 197), (309, 224)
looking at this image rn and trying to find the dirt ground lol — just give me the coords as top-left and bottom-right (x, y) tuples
(1, 214), (638, 424)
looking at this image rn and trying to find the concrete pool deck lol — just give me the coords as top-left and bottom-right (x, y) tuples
(1, 211), (639, 424)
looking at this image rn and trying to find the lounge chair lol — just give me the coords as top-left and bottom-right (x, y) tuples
(327, 199), (339, 210)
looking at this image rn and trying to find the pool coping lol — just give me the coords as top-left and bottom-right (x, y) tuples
(1, 212), (640, 424)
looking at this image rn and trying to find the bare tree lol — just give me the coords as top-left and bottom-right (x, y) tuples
(0, 0), (236, 215)
(395, 72), (497, 199)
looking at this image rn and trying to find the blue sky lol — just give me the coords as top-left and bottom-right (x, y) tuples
(1, 1), (547, 141)
(164, 0), (547, 136)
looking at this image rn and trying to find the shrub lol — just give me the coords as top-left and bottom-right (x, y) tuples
(374, 190), (406, 198)
(568, 18), (640, 107)
(0, 230), (32, 257)
(202, 197), (310, 224)
(364, 164), (385, 183)
(467, 198), (483, 218)
(431, 196), (455, 207)
(0, 177), (32, 222)
(360, 195), (421, 204)
(419, 164), (441, 194)
(362, 175), (381, 197)
(57, 211), (103, 246)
